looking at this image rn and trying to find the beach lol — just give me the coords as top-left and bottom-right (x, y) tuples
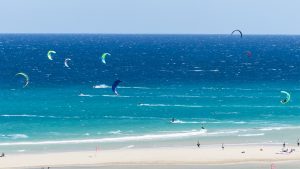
(1, 145), (299, 168)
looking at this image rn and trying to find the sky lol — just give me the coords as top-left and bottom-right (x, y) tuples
(0, 0), (300, 34)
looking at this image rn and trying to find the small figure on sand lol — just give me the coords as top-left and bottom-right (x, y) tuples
(197, 140), (200, 148)
(283, 142), (286, 148)
(0, 152), (4, 157)
(297, 139), (299, 147)
(289, 149), (295, 153)
(96, 145), (100, 152)
(222, 143), (224, 150)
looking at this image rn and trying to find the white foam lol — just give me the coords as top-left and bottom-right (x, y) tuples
(138, 103), (206, 108)
(192, 69), (204, 72)
(122, 145), (135, 149)
(171, 120), (183, 124)
(7, 134), (28, 139)
(118, 86), (150, 89)
(102, 95), (131, 98)
(208, 130), (242, 136)
(138, 103), (300, 108)
(103, 115), (164, 120)
(0, 114), (79, 119)
(238, 133), (265, 137)
(108, 130), (122, 134)
(259, 127), (282, 131)
(93, 84), (110, 88)
(170, 120), (229, 124)
(233, 121), (247, 124)
(78, 93), (96, 97)
(93, 84), (149, 89)
(0, 130), (207, 146)
(213, 112), (239, 115)
(158, 95), (217, 98)
(1, 114), (37, 117)
(258, 126), (300, 131)
(188, 69), (219, 72)
(171, 120), (202, 124)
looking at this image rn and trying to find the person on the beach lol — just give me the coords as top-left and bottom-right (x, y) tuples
(283, 142), (286, 148)
(0, 152), (4, 157)
(297, 139), (299, 147)
(289, 149), (295, 153)
(197, 140), (200, 148)
(222, 143), (224, 150)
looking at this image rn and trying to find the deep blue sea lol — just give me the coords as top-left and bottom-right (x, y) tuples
(0, 34), (300, 153)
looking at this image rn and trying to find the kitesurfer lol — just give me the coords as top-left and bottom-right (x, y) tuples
(47, 50), (56, 60)
(101, 53), (111, 64)
(16, 72), (29, 88)
(112, 80), (122, 95)
(280, 91), (291, 104)
(171, 118), (175, 123)
(281, 98), (288, 104)
(231, 29), (243, 38)
(64, 58), (71, 68)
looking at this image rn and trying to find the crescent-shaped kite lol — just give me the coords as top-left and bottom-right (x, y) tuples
(101, 53), (111, 64)
(47, 50), (56, 60)
(231, 29), (243, 38)
(16, 72), (29, 88)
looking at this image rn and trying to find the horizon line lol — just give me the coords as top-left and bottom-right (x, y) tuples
(1, 33), (300, 36)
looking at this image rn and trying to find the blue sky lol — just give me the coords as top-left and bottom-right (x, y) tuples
(0, 0), (300, 34)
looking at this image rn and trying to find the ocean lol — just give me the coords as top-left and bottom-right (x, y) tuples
(0, 34), (300, 153)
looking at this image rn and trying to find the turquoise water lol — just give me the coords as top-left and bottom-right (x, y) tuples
(0, 34), (300, 153)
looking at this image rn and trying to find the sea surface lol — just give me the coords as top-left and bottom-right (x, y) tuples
(0, 34), (300, 153)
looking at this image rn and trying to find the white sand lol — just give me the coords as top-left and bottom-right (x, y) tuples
(0, 145), (299, 168)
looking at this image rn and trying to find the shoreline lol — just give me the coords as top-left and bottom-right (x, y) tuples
(0, 145), (299, 168)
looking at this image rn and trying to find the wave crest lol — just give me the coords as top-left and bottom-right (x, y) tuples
(0, 130), (207, 146)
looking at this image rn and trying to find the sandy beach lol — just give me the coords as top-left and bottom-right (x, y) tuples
(0, 145), (299, 169)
